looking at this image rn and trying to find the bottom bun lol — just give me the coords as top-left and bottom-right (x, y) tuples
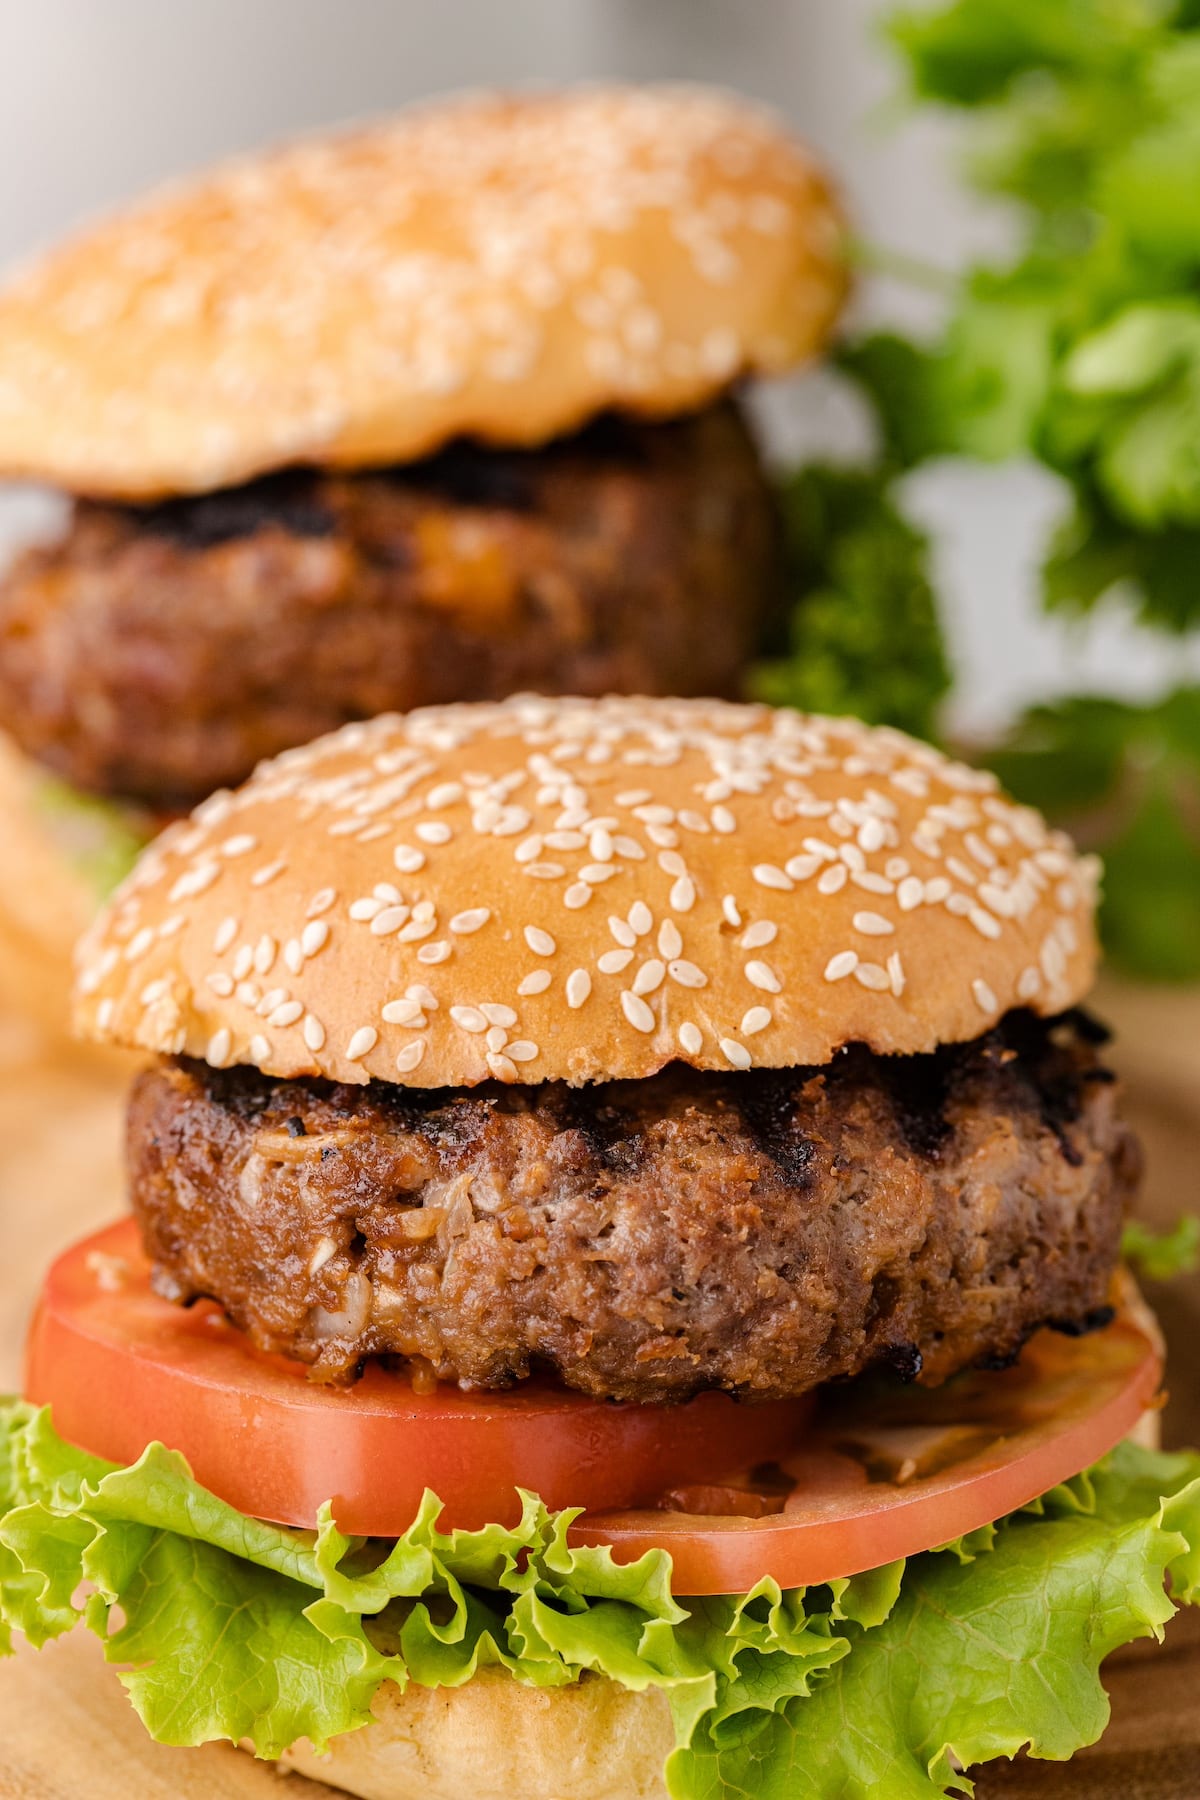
(279, 1666), (675, 1800)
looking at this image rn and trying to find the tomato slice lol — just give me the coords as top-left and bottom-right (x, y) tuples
(24, 1218), (812, 1537)
(24, 1219), (1162, 1596)
(569, 1296), (1163, 1592)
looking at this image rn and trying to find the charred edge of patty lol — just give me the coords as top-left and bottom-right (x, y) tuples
(120, 414), (671, 551)
(178, 1006), (1114, 1177)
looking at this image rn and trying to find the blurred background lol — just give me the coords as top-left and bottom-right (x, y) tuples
(2, 0), (1199, 980)
(0, 0), (1191, 729)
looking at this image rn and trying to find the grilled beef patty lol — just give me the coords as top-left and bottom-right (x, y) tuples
(0, 402), (779, 809)
(126, 1010), (1137, 1399)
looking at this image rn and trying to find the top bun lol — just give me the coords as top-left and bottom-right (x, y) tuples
(0, 85), (846, 501)
(74, 697), (1099, 1086)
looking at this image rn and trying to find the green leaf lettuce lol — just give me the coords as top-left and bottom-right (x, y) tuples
(0, 1402), (1198, 1797)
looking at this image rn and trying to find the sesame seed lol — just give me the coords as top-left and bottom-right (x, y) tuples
(633, 959), (666, 996)
(597, 948), (633, 976)
(721, 1037), (752, 1070)
(608, 916), (637, 949)
(741, 920), (777, 949)
(711, 806), (736, 834)
(253, 935), (277, 975)
(589, 828), (614, 861)
(973, 978), (998, 1013)
(741, 1006), (771, 1035)
(969, 906), (1002, 941)
(518, 970), (552, 995)
(853, 911), (894, 937)
(395, 1041), (426, 1073)
(854, 963), (890, 992)
(371, 907), (410, 937)
(486, 1025), (509, 1053)
(658, 920), (683, 959)
(124, 927), (154, 962)
(382, 998), (425, 1025)
(621, 990), (656, 1033)
(678, 1022), (703, 1056)
(753, 863), (793, 892)
(283, 939), (304, 975)
(206, 972), (235, 997)
(669, 875), (696, 912)
(416, 821), (453, 845)
(169, 861), (221, 902)
(669, 960), (707, 988)
(206, 1028), (232, 1066)
(96, 998), (115, 1031)
(301, 920), (329, 957)
(350, 898), (382, 922)
(213, 916), (239, 955)
(346, 1027), (378, 1061)
(824, 951), (858, 982)
(251, 860), (287, 888)
(407, 983), (439, 1011)
(564, 882), (592, 909)
(450, 908), (491, 935)
(580, 863), (616, 884)
(303, 1015), (326, 1052)
(417, 941), (452, 964)
(946, 893), (972, 917)
(393, 845), (426, 874)
(480, 1004), (517, 1027)
(888, 953), (906, 997)
(817, 864), (847, 896)
(523, 926), (556, 957)
(722, 895), (742, 928)
(745, 960), (781, 993)
(784, 855), (821, 882)
(851, 871), (895, 896)
(236, 981), (260, 1009)
(1017, 966), (1041, 1000)
(270, 1000), (304, 1028)
(249, 1034), (272, 1064)
(257, 988), (287, 1018)
(450, 1006), (488, 1033)
(221, 834), (257, 858)
(629, 901), (653, 936)
(566, 969), (592, 1008)
(487, 1053), (519, 1082)
(897, 877), (923, 912)
(426, 783), (463, 810)
(924, 877), (951, 904)
(507, 1041), (539, 1062)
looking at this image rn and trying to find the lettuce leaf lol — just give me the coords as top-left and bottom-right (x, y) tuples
(31, 772), (148, 900)
(0, 1401), (1197, 1798)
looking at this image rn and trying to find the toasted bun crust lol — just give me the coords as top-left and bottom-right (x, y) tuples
(0, 86), (846, 501)
(74, 697), (1099, 1084)
(280, 1669), (672, 1800)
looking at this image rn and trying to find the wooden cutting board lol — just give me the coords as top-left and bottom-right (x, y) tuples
(0, 983), (1196, 1797)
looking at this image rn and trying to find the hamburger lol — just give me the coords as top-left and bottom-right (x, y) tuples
(0, 86), (846, 1016)
(2, 694), (1196, 1799)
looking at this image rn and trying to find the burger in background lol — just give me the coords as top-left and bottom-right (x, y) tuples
(0, 85), (846, 1024)
(3, 696), (1197, 1799)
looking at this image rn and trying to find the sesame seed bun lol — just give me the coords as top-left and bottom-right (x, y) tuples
(73, 697), (1099, 1086)
(0, 86), (846, 502)
(280, 1667), (673, 1800)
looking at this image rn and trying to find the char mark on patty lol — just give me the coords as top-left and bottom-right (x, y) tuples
(126, 1011), (1139, 1403)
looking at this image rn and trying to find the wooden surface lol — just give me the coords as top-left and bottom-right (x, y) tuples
(0, 982), (1195, 1796)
